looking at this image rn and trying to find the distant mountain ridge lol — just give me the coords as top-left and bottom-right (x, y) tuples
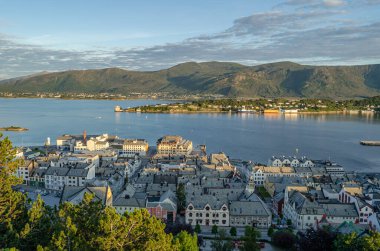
(1, 61), (380, 99)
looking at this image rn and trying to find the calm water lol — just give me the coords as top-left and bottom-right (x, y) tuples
(0, 98), (379, 172)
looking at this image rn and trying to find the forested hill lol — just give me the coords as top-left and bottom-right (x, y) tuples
(1, 61), (380, 99)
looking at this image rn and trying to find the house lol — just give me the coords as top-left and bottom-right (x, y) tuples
(60, 185), (113, 206)
(16, 160), (38, 184)
(44, 167), (70, 190)
(229, 200), (272, 228)
(146, 189), (177, 223)
(283, 186), (324, 231)
(113, 184), (145, 214)
(29, 167), (47, 188)
(65, 163), (96, 187)
(121, 139), (149, 157)
(185, 195), (229, 227)
(157, 135), (193, 156)
(318, 203), (359, 225)
(56, 135), (75, 151)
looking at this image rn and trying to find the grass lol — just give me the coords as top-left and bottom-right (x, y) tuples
(257, 187), (271, 198)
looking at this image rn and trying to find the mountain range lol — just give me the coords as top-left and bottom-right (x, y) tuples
(1, 61), (380, 99)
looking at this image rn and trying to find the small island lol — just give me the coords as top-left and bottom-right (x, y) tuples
(0, 126), (28, 132)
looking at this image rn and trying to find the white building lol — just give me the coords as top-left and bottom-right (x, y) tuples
(121, 139), (149, 157)
(283, 186), (325, 231)
(186, 196), (229, 227)
(56, 135), (75, 151)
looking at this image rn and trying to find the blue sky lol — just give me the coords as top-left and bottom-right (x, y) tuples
(0, 0), (379, 79)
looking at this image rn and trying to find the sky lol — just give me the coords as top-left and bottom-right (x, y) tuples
(0, 0), (380, 79)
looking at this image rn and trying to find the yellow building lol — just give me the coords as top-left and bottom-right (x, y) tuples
(122, 139), (149, 156)
(157, 135), (193, 155)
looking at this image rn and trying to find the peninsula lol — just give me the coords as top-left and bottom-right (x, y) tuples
(117, 96), (380, 114)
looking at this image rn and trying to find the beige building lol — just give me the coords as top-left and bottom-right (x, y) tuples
(122, 139), (149, 156)
(157, 135), (193, 155)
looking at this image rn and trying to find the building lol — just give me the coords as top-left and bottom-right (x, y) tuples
(283, 186), (325, 231)
(56, 135), (75, 151)
(65, 163), (96, 187)
(60, 185), (113, 206)
(122, 139), (149, 156)
(44, 167), (70, 191)
(252, 166), (296, 186)
(186, 195), (229, 227)
(318, 203), (359, 225)
(157, 135), (193, 155)
(229, 200), (271, 228)
(146, 189), (177, 223)
(16, 160), (37, 184)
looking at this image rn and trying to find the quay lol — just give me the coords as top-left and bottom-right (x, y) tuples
(360, 141), (380, 146)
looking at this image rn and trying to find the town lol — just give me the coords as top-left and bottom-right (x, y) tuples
(13, 132), (380, 249)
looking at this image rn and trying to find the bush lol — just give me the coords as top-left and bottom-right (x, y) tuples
(230, 227), (237, 237)
(272, 230), (296, 249)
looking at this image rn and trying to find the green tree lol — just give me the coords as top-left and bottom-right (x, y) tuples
(298, 227), (336, 251)
(211, 229), (233, 251)
(194, 224), (201, 234)
(271, 230), (296, 249)
(19, 195), (56, 250)
(174, 231), (198, 251)
(212, 225), (219, 235)
(240, 226), (260, 251)
(286, 219), (292, 226)
(176, 183), (186, 213)
(334, 232), (363, 251)
(267, 225), (274, 237)
(230, 227), (237, 237)
(0, 134), (28, 248)
(361, 231), (380, 251)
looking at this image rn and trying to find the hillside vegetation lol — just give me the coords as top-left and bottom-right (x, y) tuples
(1, 61), (380, 99)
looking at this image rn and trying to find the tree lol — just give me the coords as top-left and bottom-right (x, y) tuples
(212, 225), (219, 235)
(240, 226), (260, 251)
(0, 134), (28, 248)
(271, 230), (296, 249)
(230, 227), (237, 237)
(176, 183), (186, 213)
(286, 219), (292, 226)
(211, 229), (233, 251)
(298, 227), (336, 251)
(361, 231), (380, 251)
(19, 195), (56, 250)
(267, 226), (274, 237)
(194, 224), (201, 234)
(334, 232), (362, 251)
(174, 231), (198, 251)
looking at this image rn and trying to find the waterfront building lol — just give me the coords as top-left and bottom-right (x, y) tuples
(56, 135), (75, 151)
(157, 135), (193, 155)
(122, 139), (149, 156)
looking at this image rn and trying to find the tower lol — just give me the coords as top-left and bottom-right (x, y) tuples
(83, 130), (87, 145)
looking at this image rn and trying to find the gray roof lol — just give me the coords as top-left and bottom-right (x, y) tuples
(113, 196), (144, 207)
(229, 201), (271, 217)
(288, 191), (325, 215)
(320, 203), (359, 218)
(67, 168), (89, 177)
(45, 167), (70, 176)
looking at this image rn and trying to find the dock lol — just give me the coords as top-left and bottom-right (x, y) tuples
(360, 141), (380, 146)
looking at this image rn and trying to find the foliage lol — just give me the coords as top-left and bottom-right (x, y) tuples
(271, 230), (296, 249)
(334, 231), (380, 251)
(212, 225), (219, 235)
(240, 226), (261, 251)
(211, 229), (233, 251)
(0, 134), (28, 248)
(267, 225), (274, 237)
(176, 183), (186, 213)
(230, 227), (237, 237)
(174, 231), (198, 251)
(298, 227), (337, 251)
(194, 223), (201, 234)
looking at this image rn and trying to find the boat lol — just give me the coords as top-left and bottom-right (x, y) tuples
(264, 109), (280, 114)
(360, 141), (380, 146)
(114, 106), (123, 112)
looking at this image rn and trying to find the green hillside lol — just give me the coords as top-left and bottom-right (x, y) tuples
(1, 61), (379, 99)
